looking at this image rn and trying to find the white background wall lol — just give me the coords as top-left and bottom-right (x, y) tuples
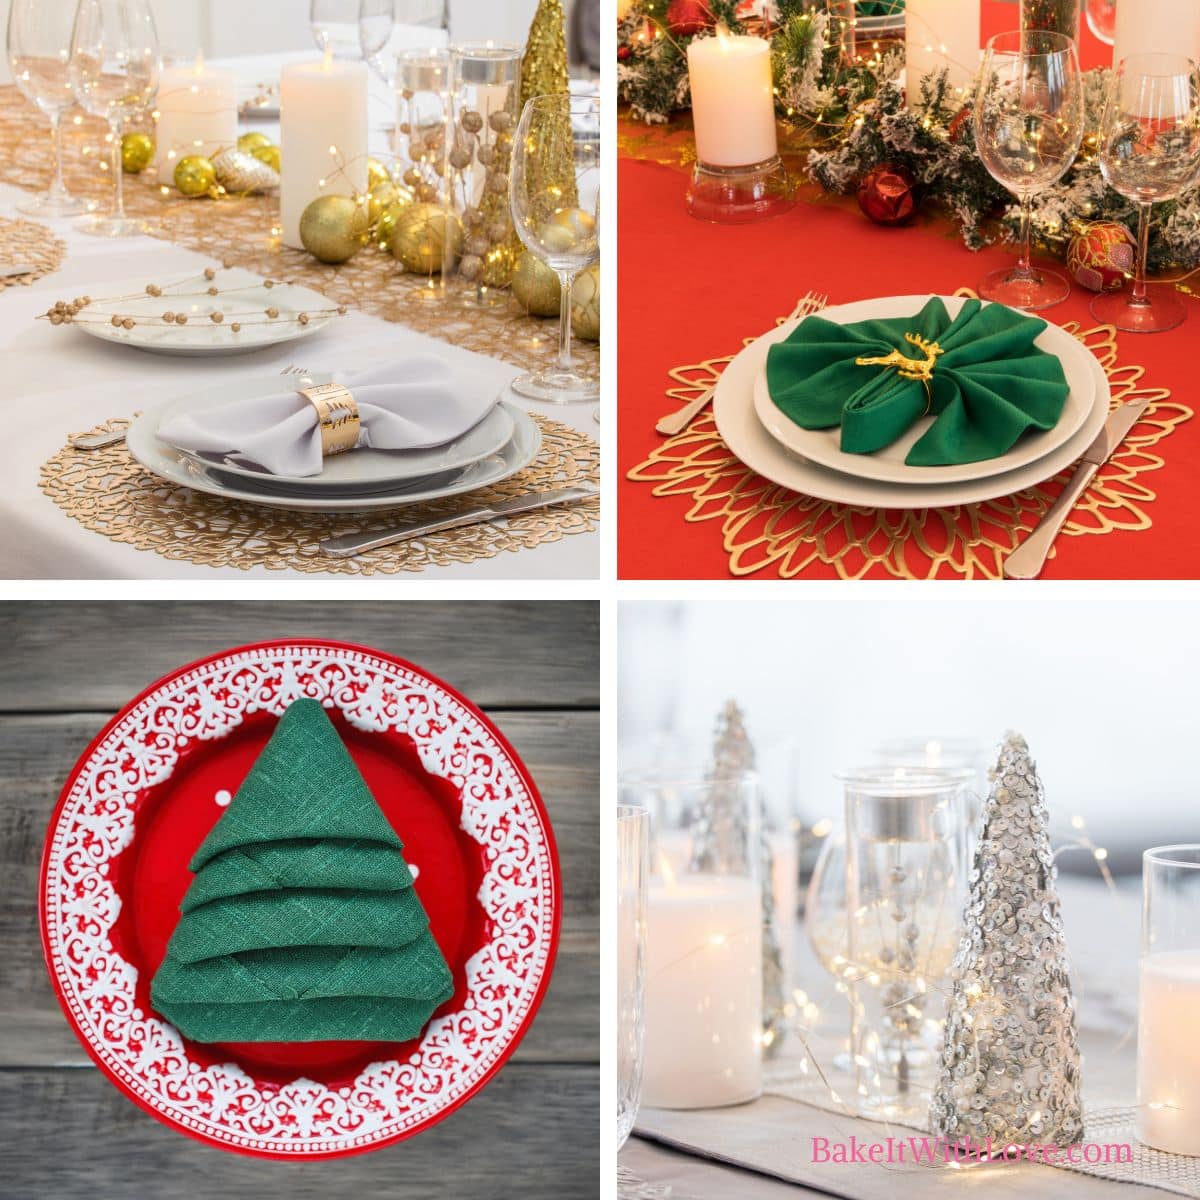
(620, 589), (1200, 869)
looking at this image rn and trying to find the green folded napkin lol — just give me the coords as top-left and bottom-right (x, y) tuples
(150, 698), (454, 1043)
(765, 297), (1070, 467)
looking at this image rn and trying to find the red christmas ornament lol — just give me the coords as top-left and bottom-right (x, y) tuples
(667, 0), (712, 37)
(617, 43), (631, 61)
(1067, 221), (1136, 293)
(857, 163), (919, 226)
(947, 107), (972, 144)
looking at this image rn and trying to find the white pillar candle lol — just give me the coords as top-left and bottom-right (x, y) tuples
(1114, 0), (1200, 69)
(905, 0), (981, 105)
(642, 874), (762, 1110)
(154, 55), (237, 180)
(280, 54), (369, 249)
(1138, 950), (1200, 1155)
(686, 32), (777, 169)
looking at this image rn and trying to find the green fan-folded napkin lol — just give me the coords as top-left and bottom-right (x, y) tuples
(150, 698), (454, 1043)
(765, 297), (1070, 467)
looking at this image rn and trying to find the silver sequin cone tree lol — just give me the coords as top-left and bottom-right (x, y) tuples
(930, 732), (1083, 1147)
(689, 700), (788, 1057)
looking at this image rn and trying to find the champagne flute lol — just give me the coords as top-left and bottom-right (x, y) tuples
(6, 0), (87, 217)
(311, 0), (364, 60)
(974, 30), (1084, 311)
(1093, 55), (1200, 334)
(359, 0), (395, 83)
(509, 93), (600, 404)
(68, 0), (159, 238)
(1085, 0), (1116, 46)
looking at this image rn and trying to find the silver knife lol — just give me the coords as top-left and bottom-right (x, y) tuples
(1003, 398), (1151, 580)
(319, 485), (600, 558)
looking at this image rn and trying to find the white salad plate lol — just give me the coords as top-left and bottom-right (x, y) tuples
(752, 295), (1099, 486)
(73, 267), (337, 356)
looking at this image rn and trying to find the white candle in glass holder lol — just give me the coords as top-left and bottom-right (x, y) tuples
(1114, 0), (1200, 68)
(642, 872), (762, 1109)
(686, 32), (777, 168)
(154, 54), (237, 180)
(1138, 950), (1200, 1155)
(280, 53), (369, 249)
(905, 0), (980, 104)
(770, 829), (799, 986)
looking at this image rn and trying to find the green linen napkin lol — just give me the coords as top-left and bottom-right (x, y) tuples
(150, 698), (454, 1043)
(765, 297), (1070, 467)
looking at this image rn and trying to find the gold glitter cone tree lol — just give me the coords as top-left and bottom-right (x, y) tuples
(689, 701), (789, 1058)
(930, 732), (1084, 1147)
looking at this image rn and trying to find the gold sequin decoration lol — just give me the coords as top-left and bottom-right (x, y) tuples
(40, 416), (598, 576)
(0, 216), (65, 288)
(627, 322), (1192, 580)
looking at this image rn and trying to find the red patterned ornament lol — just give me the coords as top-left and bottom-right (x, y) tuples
(667, 0), (712, 36)
(1067, 221), (1135, 293)
(857, 163), (919, 226)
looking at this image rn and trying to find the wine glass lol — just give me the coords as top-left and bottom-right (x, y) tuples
(509, 93), (601, 404)
(311, 0), (364, 59)
(1085, 0), (1116, 45)
(617, 806), (648, 1152)
(1093, 55), (1200, 334)
(359, 0), (395, 82)
(6, 0), (87, 217)
(974, 30), (1085, 310)
(68, 0), (159, 238)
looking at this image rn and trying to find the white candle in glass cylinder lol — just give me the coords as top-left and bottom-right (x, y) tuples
(642, 873), (762, 1109)
(1114, 0), (1200, 69)
(280, 53), (369, 249)
(154, 54), (237, 180)
(686, 32), (778, 168)
(1138, 950), (1200, 1155)
(770, 830), (799, 987)
(905, 0), (981, 103)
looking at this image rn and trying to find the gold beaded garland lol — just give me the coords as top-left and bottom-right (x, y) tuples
(299, 194), (369, 264)
(388, 203), (464, 274)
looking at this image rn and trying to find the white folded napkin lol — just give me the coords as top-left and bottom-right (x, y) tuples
(157, 357), (499, 477)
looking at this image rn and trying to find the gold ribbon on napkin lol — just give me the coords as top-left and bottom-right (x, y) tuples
(296, 382), (361, 457)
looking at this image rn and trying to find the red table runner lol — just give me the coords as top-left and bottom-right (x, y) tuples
(618, 2), (1200, 579)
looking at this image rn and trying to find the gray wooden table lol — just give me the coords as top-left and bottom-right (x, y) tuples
(0, 601), (599, 1200)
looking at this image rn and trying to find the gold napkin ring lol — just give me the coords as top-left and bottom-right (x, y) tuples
(297, 382), (361, 457)
(856, 333), (944, 417)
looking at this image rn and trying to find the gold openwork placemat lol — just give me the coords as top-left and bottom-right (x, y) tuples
(0, 215), (65, 288)
(0, 88), (595, 376)
(628, 321), (1191, 580)
(40, 416), (598, 576)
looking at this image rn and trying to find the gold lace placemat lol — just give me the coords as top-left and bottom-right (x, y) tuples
(40, 416), (598, 576)
(628, 322), (1191, 580)
(0, 88), (595, 376)
(0, 215), (65, 288)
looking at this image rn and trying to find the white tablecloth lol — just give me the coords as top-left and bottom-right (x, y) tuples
(0, 54), (600, 581)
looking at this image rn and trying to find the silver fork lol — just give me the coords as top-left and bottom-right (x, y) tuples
(71, 363), (310, 450)
(654, 292), (829, 437)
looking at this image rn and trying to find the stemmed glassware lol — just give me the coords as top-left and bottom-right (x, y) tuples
(509, 93), (601, 404)
(5, 0), (87, 217)
(974, 30), (1085, 311)
(616, 806), (648, 1153)
(1085, 0), (1116, 45)
(1093, 55), (1200, 334)
(359, 0), (395, 82)
(68, 0), (159, 238)
(311, 0), (364, 60)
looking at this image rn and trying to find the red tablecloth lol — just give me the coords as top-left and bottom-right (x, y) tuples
(618, 2), (1200, 579)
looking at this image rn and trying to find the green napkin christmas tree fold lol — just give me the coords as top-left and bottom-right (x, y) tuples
(150, 698), (454, 1044)
(765, 297), (1070, 467)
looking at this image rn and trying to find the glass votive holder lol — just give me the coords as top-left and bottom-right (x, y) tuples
(448, 42), (522, 304)
(1138, 845), (1200, 1156)
(838, 766), (972, 1121)
(617, 805), (649, 1150)
(621, 771), (764, 1110)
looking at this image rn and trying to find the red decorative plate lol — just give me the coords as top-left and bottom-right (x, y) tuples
(39, 640), (560, 1159)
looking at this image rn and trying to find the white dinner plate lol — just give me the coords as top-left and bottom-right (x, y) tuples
(73, 267), (338, 356)
(126, 400), (542, 513)
(155, 371), (515, 492)
(714, 326), (1111, 511)
(753, 295), (1098, 485)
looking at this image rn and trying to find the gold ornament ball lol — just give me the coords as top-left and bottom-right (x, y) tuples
(571, 263), (600, 341)
(374, 199), (412, 250)
(388, 203), (463, 274)
(367, 156), (391, 190)
(174, 155), (217, 197)
(368, 181), (401, 224)
(300, 194), (369, 264)
(511, 250), (561, 317)
(237, 131), (272, 153)
(540, 205), (596, 253)
(121, 132), (154, 174)
(250, 143), (280, 172)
